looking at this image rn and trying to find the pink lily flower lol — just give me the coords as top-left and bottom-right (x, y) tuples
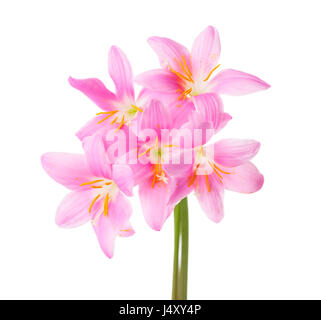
(41, 134), (134, 258)
(165, 139), (264, 223)
(124, 99), (177, 231)
(69, 46), (148, 141)
(135, 26), (270, 124)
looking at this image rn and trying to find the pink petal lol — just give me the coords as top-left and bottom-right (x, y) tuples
(83, 134), (111, 178)
(169, 100), (196, 129)
(108, 46), (134, 100)
(196, 175), (224, 223)
(180, 111), (214, 147)
(112, 164), (134, 196)
(164, 149), (194, 177)
(214, 139), (261, 167)
(191, 26), (221, 80)
(68, 77), (116, 111)
(140, 99), (172, 135)
(223, 162), (264, 193)
(76, 115), (116, 141)
(138, 178), (174, 231)
(148, 36), (191, 74)
(168, 177), (193, 206)
(135, 69), (181, 93)
(55, 190), (94, 228)
(192, 93), (231, 133)
(93, 192), (133, 258)
(41, 152), (92, 190)
(210, 69), (270, 96)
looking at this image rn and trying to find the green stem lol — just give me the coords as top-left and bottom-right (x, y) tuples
(172, 197), (189, 300)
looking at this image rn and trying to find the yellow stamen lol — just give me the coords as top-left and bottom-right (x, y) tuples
(203, 64), (221, 82)
(183, 88), (192, 100)
(96, 110), (117, 116)
(91, 186), (102, 189)
(138, 147), (152, 158)
(116, 115), (125, 131)
(89, 194), (100, 213)
(110, 116), (118, 124)
(205, 173), (211, 192)
(188, 171), (197, 187)
(182, 55), (193, 80)
(80, 179), (104, 186)
(162, 144), (179, 148)
(214, 164), (231, 175)
(152, 164), (160, 188)
(131, 105), (143, 112)
(188, 164), (200, 187)
(208, 161), (223, 180)
(105, 182), (112, 185)
(97, 111), (118, 124)
(168, 65), (192, 82)
(104, 194), (109, 217)
(177, 88), (192, 100)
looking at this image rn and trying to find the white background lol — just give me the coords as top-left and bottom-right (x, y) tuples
(0, 0), (320, 300)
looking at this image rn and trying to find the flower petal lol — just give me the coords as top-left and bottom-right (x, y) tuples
(196, 175), (224, 223)
(76, 115), (116, 141)
(148, 36), (191, 74)
(223, 162), (264, 193)
(214, 139), (261, 167)
(169, 100), (196, 129)
(210, 69), (270, 96)
(83, 134), (111, 178)
(93, 192), (133, 258)
(191, 26), (221, 79)
(108, 46), (134, 100)
(140, 99), (172, 135)
(138, 178), (174, 231)
(41, 152), (92, 190)
(55, 190), (94, 228)
(135, 69), (181, 93)
(112, 164), (134, 196)
(168, 177), (193, 206)
(192, 93), (231, 133)
(164, 149), (194, 178)
(68, 77), (116, 111)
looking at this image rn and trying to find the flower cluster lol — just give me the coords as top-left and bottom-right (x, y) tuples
(41, 26), (269, 258)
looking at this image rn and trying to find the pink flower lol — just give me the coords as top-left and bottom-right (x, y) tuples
(69, 46), (148, 141)
(125, 99), (177, 231)
(135, 26), (270, 124)
(165, 139), (264, 223)
(41, 134), (134, 258)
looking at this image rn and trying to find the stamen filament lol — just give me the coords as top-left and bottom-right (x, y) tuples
(110, 116), (118, 124)
(116, 115), (125, 131)
(138, 147), (152, 158)
(80, 179), (104, 186)
(96, 110), (117, 116)
(131, 105), (143, 112)
(203, 64), (221, 82)
(89, 194), (100, 213)
(208, 161), (223, 179)
(182, 55), (193, 80)
(178, 88), (192, 100)
(168, 65), (192, 82)
(205, 173), (211, 192)
(214, 164), (231, 174)
(97, 111), (118, 124)
(104, 194), (109, 217)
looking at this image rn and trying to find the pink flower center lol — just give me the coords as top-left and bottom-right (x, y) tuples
(168, 55), (221, 100)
